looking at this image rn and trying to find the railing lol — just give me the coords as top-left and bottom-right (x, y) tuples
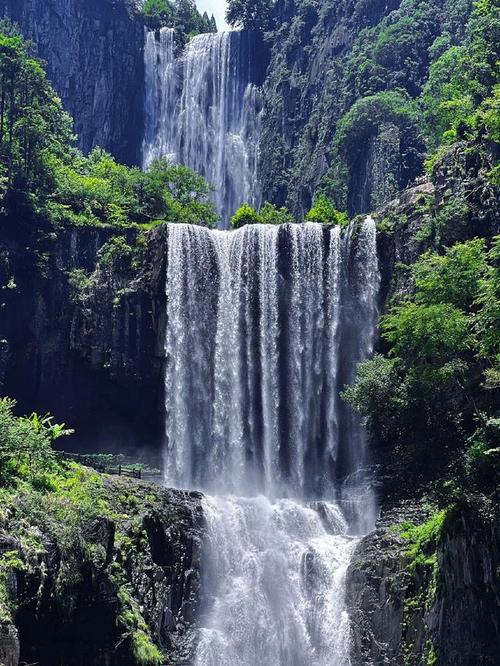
(57, 452), (142, 479)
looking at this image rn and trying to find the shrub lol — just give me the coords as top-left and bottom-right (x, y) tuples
(306, 195), (348, 226)
(231, 203), (261, 229)
(0, 398), (72, 485)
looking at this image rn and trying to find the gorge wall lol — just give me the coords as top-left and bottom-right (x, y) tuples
(0, 0), (144, 165)
(0, 218), (163, 450)
(1, 2), (499, 665)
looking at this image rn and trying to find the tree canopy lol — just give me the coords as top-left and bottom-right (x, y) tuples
(226, 0), (275, 31)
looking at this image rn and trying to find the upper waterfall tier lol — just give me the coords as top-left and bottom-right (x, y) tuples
(143, 29), (263, 228)
(163, 220), (380, 516)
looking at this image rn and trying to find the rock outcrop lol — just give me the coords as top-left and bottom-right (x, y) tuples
(1, 475), (204, 666)
(346, 503), (500, 665)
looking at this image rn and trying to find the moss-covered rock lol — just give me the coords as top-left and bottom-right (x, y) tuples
(0, 465), (204, 666)
(346, 501), (500, 665)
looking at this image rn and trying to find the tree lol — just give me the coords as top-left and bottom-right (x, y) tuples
(226, 0), (275, 32)
(342, 355), (409, 442)
(423, 0), (500, 150)
(259, 201), (293, 225)
(412, 239), (487, 311)
(141, 0), (174, 29)
(382, 302), (471, 369)
(0, 24), (73, 199)
(146, 159), (218, 226)
(47, 150), (218, 228)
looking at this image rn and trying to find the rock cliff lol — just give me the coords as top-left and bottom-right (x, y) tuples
(0, 217), (163, 450)
(0, 473), (204, 666)
(346, 502), (500, 665)
(0, 0), (145, 165)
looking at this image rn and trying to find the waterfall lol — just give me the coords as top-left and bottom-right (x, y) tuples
(195, 496), (354, 666)
(143, 29), (262, 228)
(163, 219), (380, 665)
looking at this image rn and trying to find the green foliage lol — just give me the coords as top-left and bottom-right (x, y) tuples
(413, 196), (471, 245)
(98, 237), (136, 273)
(174, 0), (214, 35)
(47, 151), (217, 229)
(0, 397), (72, 485)
(412, 239), (487, 310)
(0, 548), (25, 622)
(0, 27), (216, 231)
(399, 509), (449, 568)
(67, 268), (92, 302)
(226, 0), (275, 31)
(305, 195), (348, 226)
(345, 0), (450, 100)
(382, 302), (471, 367)
(334, 91), (423, 162)
(423, 0), (500, 151)
(474, 235), (500, 359)
(259, 201), (294, 225)
(231, 203), (261, 229)
(0, 23), (74, 206)
(117, 588), (163, 666)
(141, 0), (214, 34)
(342, 355), (409, 441)
(396, 508), (450, 665)
(231, 201), (294, 228)
(0, 397), (167, 663)
(141, 0), (174, 29)
(466, 415), (500, 461)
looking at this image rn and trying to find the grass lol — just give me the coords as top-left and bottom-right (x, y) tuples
(399, 508), (449, 569)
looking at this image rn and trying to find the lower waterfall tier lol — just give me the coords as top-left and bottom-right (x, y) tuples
(194, 495), (355, 666)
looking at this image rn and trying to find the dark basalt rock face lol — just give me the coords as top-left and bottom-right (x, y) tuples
(1, 478), (204, 666)
(346, 504), (500, 666)
(0, 219), (163, 451)
(258, 0), (411, 218)
(0, 0), (145, 165)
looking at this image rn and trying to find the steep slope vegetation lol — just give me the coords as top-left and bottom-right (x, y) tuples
(259, 0), (476, 217)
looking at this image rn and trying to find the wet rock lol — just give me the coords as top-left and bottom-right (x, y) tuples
(346, 504), (500, 666)
(0, 621), (19, 666)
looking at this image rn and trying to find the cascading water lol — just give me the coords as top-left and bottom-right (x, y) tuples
(143, 28), (262, 228)
(163, 219), (380, 664)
